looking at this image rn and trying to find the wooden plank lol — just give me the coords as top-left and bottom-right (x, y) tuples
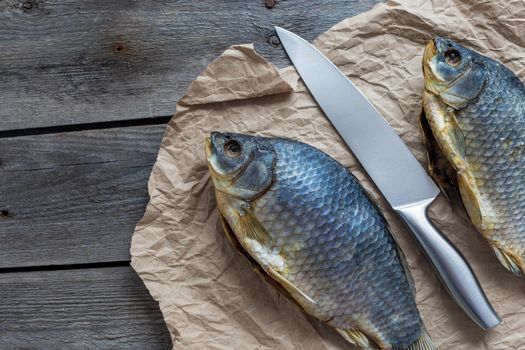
(0, 125), (166, 268)
(0, 0), (380, 130)
(0, 266), (172, 349)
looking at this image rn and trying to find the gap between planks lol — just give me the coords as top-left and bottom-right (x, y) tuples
(0, 124), (167, 268)
(0, 265), (172, 350)
(0, 115), (173, 138)
(0, 260), (131, 274)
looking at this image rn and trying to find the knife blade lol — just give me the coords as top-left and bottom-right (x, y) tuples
(275, 26), (501, 330)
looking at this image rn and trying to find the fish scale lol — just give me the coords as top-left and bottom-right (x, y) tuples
(457, 64), (525, 240)
(207, 132), (435, 349)
(248, 139), (422, 348)
(422, 37), (525, 276)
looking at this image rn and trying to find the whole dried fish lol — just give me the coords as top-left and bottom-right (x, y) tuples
(421, 37), (525, 276)
(206, 132), (435, 350)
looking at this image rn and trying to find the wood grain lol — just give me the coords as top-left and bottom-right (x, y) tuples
(0, 266), (172, 350)
(0, 0), (380, 130)
(0, 125), (166, 268)
(0, 2), (382, 349)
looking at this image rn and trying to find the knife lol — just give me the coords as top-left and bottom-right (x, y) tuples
(275, 26), (501, 330)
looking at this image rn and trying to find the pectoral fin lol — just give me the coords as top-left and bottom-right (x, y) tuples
(457, 172), (484, 230)
(219, 199), (327, 320)
(237, 204), (272, 246)
(449, 117), (466, 160)
(218, 215), (311, 312)
(419, 102), (460, 202)
(266, 266), (330, 322)
(421, 92), (491, 230)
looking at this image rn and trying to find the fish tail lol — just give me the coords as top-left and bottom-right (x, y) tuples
(406, 328), (436, 350)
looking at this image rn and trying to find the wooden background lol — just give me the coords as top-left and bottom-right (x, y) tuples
(0, 0), (380, 348)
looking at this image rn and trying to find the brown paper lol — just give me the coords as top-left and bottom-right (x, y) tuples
(131, 1), (525, 348)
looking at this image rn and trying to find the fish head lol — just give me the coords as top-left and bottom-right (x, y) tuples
(423, 37), (487, 108)
(205, 132), (275, 200)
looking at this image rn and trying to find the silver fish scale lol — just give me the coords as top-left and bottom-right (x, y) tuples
(252, 139), (422, 348)
(456, 61), (525, 246)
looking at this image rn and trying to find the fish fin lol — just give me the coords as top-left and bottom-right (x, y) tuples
(216, 195), (325, 319)
(219, 215), (312, 311)
(446, 111), (466, 160)
(406, 328), (437, 350)
(266, 266), (330, 321)
(457, 172), (484, 229)
(219, 214), (271, 274)
(335, 328), (375, 349)
(215, 192), (272, 246)
(422, 92), (466, 167)
(418, 104), (460, 202)
(492, 245), (525, 276)
(421, 95), (487, 226)
(237, 205), (272, 246)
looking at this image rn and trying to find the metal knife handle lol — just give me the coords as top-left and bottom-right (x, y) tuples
(395, 198), (501, 330)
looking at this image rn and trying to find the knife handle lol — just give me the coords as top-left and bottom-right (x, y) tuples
(395, 197), (501, 330)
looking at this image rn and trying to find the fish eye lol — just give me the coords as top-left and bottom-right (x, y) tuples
(444, 49), (461, 67)
(224, 139), (242, 158)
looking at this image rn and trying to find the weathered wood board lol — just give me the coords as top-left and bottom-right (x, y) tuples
(0, 125), (165, 268)
(0, 1), (383, 348)
(0, 0), (379, 130)
(0, 266), (172, 350)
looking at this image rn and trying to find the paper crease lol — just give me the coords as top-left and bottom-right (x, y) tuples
(131, 1), (525, 349)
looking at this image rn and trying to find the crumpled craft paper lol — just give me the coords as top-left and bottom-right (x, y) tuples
(131, 1), (525, 349)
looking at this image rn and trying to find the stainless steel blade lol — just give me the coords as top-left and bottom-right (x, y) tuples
(275, 27), (439, 209)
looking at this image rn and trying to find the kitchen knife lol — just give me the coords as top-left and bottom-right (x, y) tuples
(275, 26), (501, 330)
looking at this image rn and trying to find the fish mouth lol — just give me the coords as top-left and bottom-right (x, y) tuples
(423, 38), (474, 108)
(423, 39), (446, 93)
(423, 38), (468, 95)
(205, 136), (224, 178)
(205, 135), (222, 177)
(205, 134), (250, 181)
(423, 39), (437, 64)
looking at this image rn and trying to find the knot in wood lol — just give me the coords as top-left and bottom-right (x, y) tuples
(112, 43), (128, 54)
(268, 34), (280, 47)
(22, 1), (33, 11)
(265, 0), (276, 9)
